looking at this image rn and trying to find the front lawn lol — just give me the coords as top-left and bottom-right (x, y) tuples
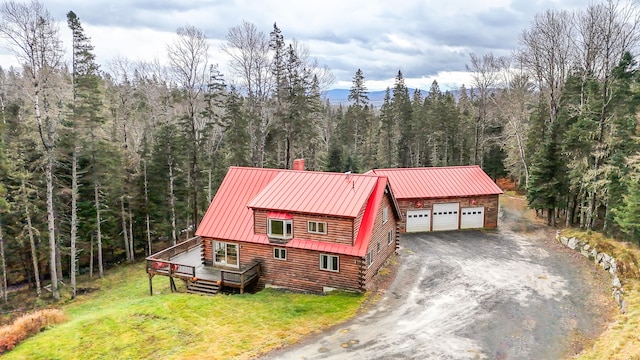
(3, 262), (365, 360)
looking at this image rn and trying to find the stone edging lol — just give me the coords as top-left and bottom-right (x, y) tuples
(555, 230), (628, 313)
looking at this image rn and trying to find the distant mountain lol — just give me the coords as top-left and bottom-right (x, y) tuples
(322, 89), (392, 108)
(323, 88), (461, 108)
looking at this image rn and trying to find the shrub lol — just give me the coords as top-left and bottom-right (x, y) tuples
(0, 309), (66, 354)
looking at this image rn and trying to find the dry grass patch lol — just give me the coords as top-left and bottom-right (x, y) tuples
(577, 279), (640, 360)
(0, 309), (66, 354)
(562, 229), (640, 280)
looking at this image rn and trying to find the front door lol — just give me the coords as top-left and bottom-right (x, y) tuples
(214, 241), (239, 268)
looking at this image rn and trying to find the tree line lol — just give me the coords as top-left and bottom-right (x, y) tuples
(0, 0), (638, 302)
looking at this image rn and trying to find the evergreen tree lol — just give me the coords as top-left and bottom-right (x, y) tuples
(527, 120), (564, 226)
(345, 69), (370, 163)
(613, 155), (640, 245)
(223, 85), (250, 166)
(393, 71), (413, 167)
(67, 9), (103, 294)
(326, 141), (343, 172)
(378, 88), (396, 167)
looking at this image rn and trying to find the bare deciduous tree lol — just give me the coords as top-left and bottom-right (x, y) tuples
(0, 0), (63, 300)
(466, 52), (505, 166)
(222, 21), (272, 167)
(518, 9), (574, 126)
(167, 25), (209, 228)
(496, 63), (533, 187)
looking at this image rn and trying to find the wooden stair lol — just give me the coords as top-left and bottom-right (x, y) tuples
(186, 279), (220, 296)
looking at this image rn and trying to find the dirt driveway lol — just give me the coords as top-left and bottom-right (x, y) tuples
(262, 212), (613, 359)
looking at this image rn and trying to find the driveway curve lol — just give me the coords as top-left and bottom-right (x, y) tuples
(262, 216), (612, 359)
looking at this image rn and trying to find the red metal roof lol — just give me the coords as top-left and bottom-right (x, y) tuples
(272, 176), (389, 257)
(267, 212), (292, 220)
(371, 166), (503, 199)
(195, 166), (397, 257)
(247, 171), (379, 218)
(195, 167), (280, 242)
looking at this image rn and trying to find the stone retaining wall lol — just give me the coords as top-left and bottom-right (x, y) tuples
(556, 231), (627, 313)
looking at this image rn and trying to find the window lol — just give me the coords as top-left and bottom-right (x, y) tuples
(274, 248), (287, 260)
(308, 221), (327, 234)
(366, 249), (374, 267)
(387, 230), (394, 245)
(382, 207), (389, 223)
(268, 218), (292, 239)
(376, 242), (381, 253)
(320, 254), (339, 272)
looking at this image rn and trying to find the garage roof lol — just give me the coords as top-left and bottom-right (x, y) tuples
(370, 166), (503, 199)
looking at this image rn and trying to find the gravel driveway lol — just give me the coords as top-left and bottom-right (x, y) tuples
(261, 213), (612, 360)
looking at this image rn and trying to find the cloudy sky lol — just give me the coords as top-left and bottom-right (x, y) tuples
(0, 0), (593, 91)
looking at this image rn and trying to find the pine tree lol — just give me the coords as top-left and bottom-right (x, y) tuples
(223, 85), (250, 166)
(393, 71), (413, 167)
(615, 179), (640, 244)
(527, 120), (564, 226)
(346, 69), (370, 161)
(67, 9), (102, 295)
(378, 88), (396, 167)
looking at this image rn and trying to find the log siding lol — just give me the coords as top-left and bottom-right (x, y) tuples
(361, 193), (398, 289)
(254, 209), (354, 245)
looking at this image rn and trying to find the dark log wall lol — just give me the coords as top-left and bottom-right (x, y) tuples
(361, 193), (399, 289)
(240, 242), (361, 293)
(253, 209), (354, 245)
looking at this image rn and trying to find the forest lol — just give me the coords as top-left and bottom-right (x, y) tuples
(0, 0), (639, 302)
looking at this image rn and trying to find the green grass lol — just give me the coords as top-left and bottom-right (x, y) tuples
(3, 262), (365, 360)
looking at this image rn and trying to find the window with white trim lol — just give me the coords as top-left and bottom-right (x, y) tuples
(274, 248), (287, 260)
(366, 249), (374, 267)
(382, 207), (389, 223)
(320, 254), (339, 272)
(376, 242), (381, 253)
(387, 230), (394, 245)
(268, 218), (292, 239)
(307, 221), (327, 234)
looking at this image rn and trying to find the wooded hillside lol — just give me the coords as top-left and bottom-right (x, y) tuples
(0, 0), (639, 302)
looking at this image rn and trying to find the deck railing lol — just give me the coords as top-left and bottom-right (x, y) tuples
(221, 261), (261, 293)
(147, 236), (201, 261)
(146, 237), (202, 278)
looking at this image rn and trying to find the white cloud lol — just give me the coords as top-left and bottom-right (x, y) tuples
(0, 0), (596, 91)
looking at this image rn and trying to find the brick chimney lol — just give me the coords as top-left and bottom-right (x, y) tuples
(293, 158), (305, 171)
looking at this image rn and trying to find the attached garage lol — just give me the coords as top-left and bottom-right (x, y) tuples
(461, 206), (485, 229)
(406, 209), (431, 232)
(369, 166), (503, 233)
(432, 203), (459, 231)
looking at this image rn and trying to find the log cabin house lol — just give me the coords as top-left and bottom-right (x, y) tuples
(147, 159), (401, 295)
(146, 163), (502, 295)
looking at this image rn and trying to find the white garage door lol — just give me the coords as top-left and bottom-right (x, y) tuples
(432, 203), (460, 231)
(460, 207), (485, 229)
(406, 209), (431, 232)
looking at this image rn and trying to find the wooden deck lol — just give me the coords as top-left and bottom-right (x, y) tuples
(146, 237), (261, 295)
